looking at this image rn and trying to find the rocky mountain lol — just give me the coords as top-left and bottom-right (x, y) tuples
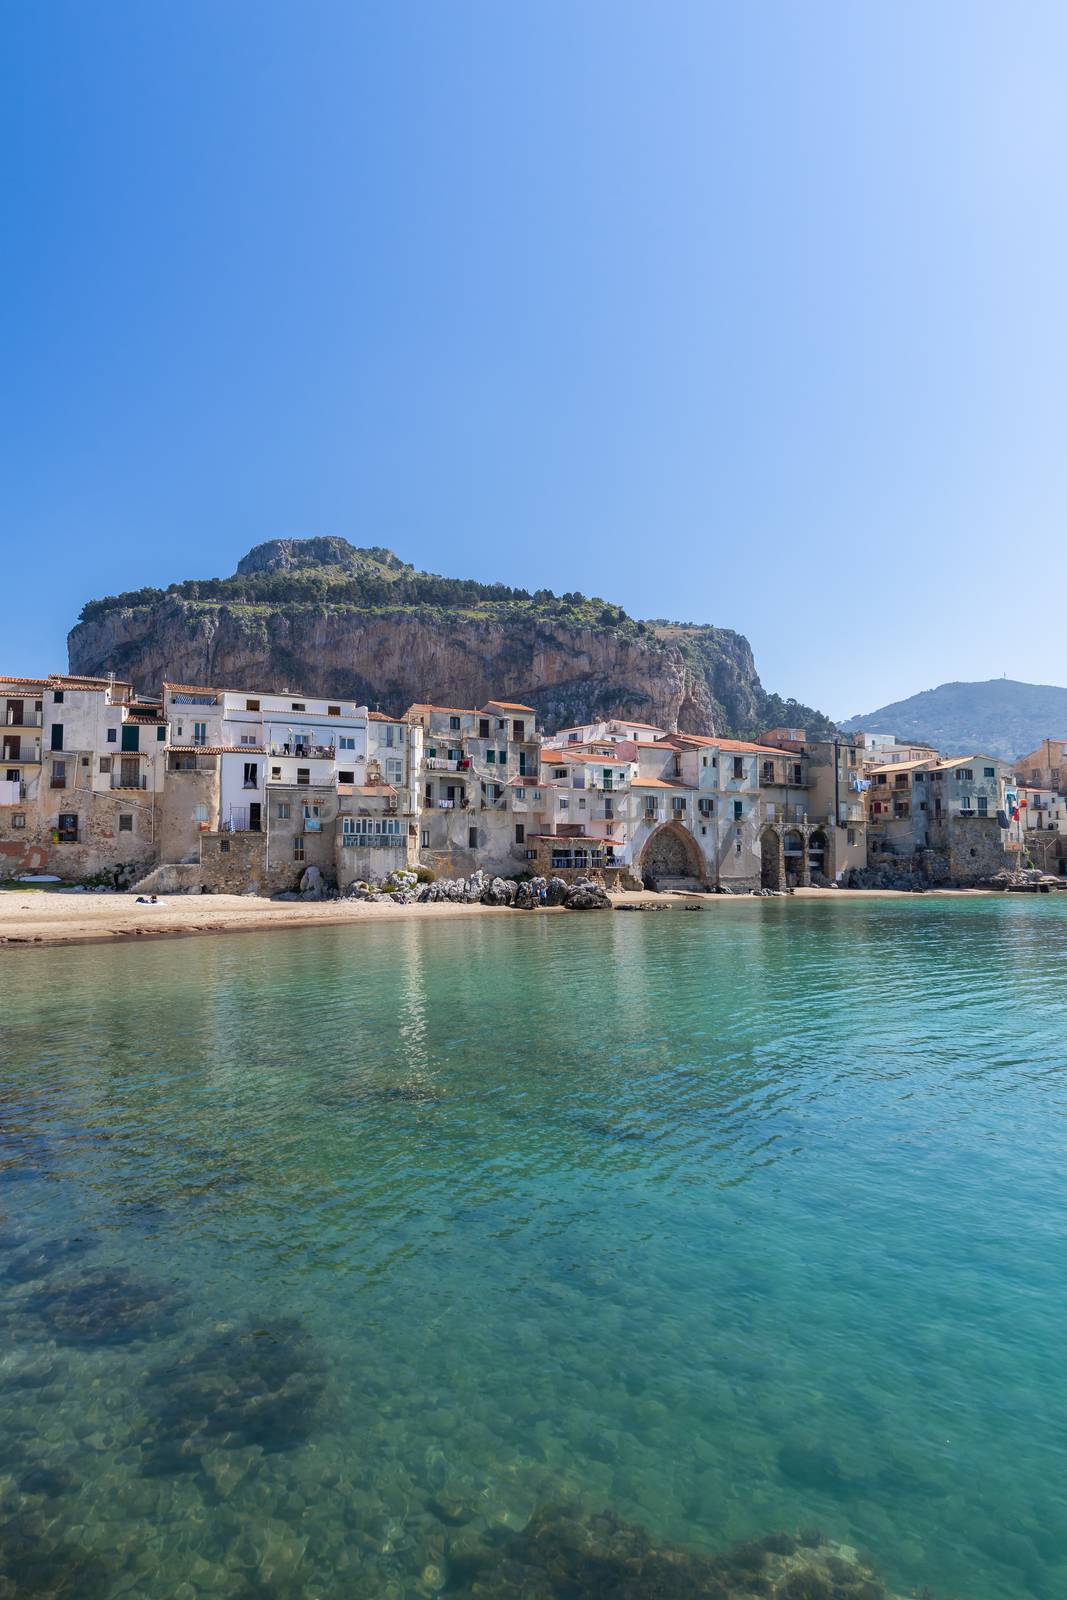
(68, 539), (836, 739)
(841, 679), (1067, 761)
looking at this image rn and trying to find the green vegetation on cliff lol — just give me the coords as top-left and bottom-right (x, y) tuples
(71, 538), (836, 740)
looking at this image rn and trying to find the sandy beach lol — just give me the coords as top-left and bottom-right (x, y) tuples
(0, 883), (997, 950)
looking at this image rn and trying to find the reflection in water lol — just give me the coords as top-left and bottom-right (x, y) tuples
(1, 899), (1065, 1598)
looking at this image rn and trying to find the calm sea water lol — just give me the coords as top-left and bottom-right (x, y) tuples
(1, 897), (1066, 1599)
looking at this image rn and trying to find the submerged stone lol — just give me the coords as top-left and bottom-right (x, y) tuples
(145, 1317), (327, 1470)
(4, 1234), (96, 1284)
(443, 1506), (898, 1599)
(26, 1268), (181, 1346)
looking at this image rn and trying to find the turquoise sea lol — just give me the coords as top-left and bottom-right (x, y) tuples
(1, 897), (1066, 1598)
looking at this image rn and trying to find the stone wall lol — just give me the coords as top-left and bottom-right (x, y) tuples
(0, 784), (160, 882)
(160, 766), (219, 866)
(930, 817), (1014, 883)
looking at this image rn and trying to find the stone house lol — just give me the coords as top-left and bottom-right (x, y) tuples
(406, 700), (541, 878)
(1014, 739), (1067, 793)
(0, 673), (166, 880)
(759, 730), (868, 885)
(866, 752), (1014, 882)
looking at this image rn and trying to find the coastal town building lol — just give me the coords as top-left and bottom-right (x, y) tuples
(405, 700), (541, 878)
(855, 732), (940, 769)
(1014, 739), (1067, 793)
(0, 673), (167, 880)
(864, 753), (1016, 881)
(5, 662), (1049, 895)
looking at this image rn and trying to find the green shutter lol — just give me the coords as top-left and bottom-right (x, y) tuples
(486, 749), (495, 763)
(121, 725), (140, 752)
(157, 726), (166, 741)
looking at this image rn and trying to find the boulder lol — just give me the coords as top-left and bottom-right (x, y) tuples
(545, 877), (569, 907)
(464, 870), (487, 902)
(299, 866), (324, 901)
(563, 877), (611, 911)
(482, 876), (517, 907)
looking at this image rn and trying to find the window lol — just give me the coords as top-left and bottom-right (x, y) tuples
(515, 823), (525, 844)
(847, 828), (856, 846)
(193, 722), (207, 746)
(156, 726), (165, 741)
(277, 802), (291, 819)
(515, 786), (525, 800)
(978, 795), (989, 816)
(468, 826), (478, 849)
(50, 760), (67, 789)
(792, 764), (803, 785)
(762, 761), (774, 783)
(486, 749), (495, 763)
(328, 706), (341, 717)
(219, 839), (230, 853)
(559, 796), (569, 810)
(12, 813), (25, 829)
(578, 796), (587, 809)
(984, 766), (995, 778)
(533, 789), (541, 801)
(956, 768), (973, 781)
(645, 797), (657, 816)
(913, 772), (925, 783)
(246, 699), (260, 712)
(297, 767), (310, 785)
(733, 799), (743, 821)
(193, 804), (209, 822)
(698, 798), (713, 816)
(421, 828), (429, 848)
(53, 690), (64, 704)
(81, 755), (89, 767)
(50, 723), (63, 751)
(107, 727), (117, 743)
(243, 763), (258, 788)
(498, 750), (507, 765)
(271, 765), (281, 780)
(119, 814), (133, 833)
(339, 770), (354, 784)
(292, 702), (305, 712)
(450, 716), (461, 731)
(293, 838), (305, 861)
(340, 736), (356, 750)
(733, 756), (744, 779)
(553, 768), (567, 780)
(385, 758), (403, 784)
(57, 812), (78, 842)
(99, 756), (112, 774)
(702, 756), (709, 768)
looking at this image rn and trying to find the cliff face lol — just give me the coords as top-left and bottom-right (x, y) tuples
(67, 541), (834, 738)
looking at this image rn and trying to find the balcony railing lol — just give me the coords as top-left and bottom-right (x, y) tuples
(268, 742), (335, 759)
(425, 757), (469, 771)
(4, 714), (42, 728)
(168, 755), (217, 772)
(110, 774), (148, 790)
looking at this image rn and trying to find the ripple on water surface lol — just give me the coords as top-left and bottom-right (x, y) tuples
(1, 897), (1066, 1598)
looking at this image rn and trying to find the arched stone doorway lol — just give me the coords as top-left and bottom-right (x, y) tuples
(760, 827), (783, 890)
(808, 829), (829, 882)
(639, 823), (706, 889)
(782, 830), (805, 887)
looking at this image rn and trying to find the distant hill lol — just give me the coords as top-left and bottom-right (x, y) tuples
(841, 679), (1067, 762)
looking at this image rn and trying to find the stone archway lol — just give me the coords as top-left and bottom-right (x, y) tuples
(808, 829), (829, 882)
(639, 822), (706, 889)
(760, 826), (783, 890)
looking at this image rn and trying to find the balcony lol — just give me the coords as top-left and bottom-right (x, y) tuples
(4, 715), (42, 730)
(341, 832), (404, 847)
(425, 757), (470, 772)
(765, 803), (810, 824)
(110, 774), (148, 790)
(168, 754), (217, 772)
(268, 742), (335, 759)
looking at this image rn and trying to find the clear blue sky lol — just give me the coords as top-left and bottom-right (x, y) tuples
(4, 2), (1066, 719)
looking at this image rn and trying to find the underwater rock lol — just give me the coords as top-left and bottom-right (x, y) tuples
(777, 1439), (864, 1498)
(26, 1268), (181, 1346)
(145, 1317), (327, 1470)
(4, 1235), (96, 1284)
(443, 1505), (899, 1599)
(0, 1527), (113, 1599)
